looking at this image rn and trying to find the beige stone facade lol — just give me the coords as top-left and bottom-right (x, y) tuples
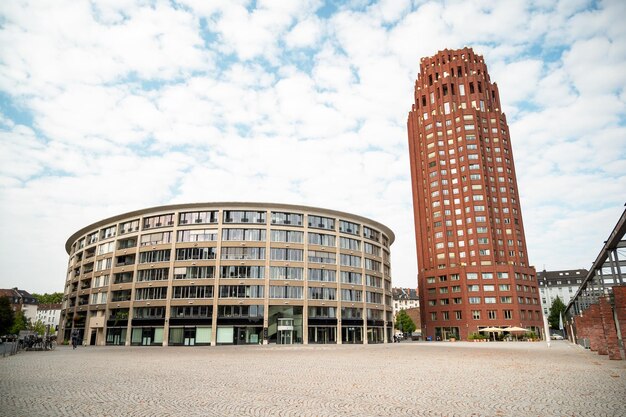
(60, 203), (394, 346)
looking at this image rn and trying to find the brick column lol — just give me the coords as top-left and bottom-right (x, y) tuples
(574, 314), (585, 345)
(588, 304), (605, 353)
(613, 286), (626, 341)
(612, 286), (626, 359)
(599, 296), (621, 360)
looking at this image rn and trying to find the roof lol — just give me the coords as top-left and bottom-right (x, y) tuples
(37, 303), (62, 311)
(537, 269), (588, 286)
(0, 288), (38, 304)
(392, 288), (419, 300)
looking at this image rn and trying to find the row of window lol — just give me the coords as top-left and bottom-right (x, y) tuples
(74, 211), (389, 251)
(86, 249), (383, 269)
(429, 309), (540, 321)
(92, 231), (383, 253)
(92, 268), (387, 285)
(426, 295), (538, 305)
(122, 305), (378, 320)
(104, 286), (387, 302)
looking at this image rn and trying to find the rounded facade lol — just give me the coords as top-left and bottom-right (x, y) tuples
(61, 203), (394, 346)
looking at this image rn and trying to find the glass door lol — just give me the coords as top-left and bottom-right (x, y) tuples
(279, 329), (292, 344)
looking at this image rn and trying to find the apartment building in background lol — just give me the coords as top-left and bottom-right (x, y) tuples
(537, 269), (587, 315)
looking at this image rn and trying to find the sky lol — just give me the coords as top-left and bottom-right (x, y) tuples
(0, 0), (625, 294)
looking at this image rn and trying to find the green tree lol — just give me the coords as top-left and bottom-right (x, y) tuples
(0, 296), (15, 335)
(30, 319), (47, 336)
(548, 296), (566, 329)
(10, 310), (29, 334)
(32, 292), (63, 304)
(394, 310), (416, 334)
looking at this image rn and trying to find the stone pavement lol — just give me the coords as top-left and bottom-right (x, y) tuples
(1, 341), (624, 416)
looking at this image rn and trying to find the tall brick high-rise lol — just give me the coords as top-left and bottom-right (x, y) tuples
(407, 48), (543, 340)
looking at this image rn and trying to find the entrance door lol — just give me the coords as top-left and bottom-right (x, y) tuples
(141, 328), (152, 346)
(235, 327), (245, 345)
(316, 327), (328, 344)
(90, 330), (96, 346)
(279, 329), (292, 344)
(184, 328), (195, 346)
(277, 318), (294, 345)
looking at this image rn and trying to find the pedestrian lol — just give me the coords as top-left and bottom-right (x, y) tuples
(71, 330), (78, 350)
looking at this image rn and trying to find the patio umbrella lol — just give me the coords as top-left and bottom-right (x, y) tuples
(479, 327), (503, 341)
(504, 326), (528, 332)
(503, 326), (529, 341)
(479, 327), (504, 332)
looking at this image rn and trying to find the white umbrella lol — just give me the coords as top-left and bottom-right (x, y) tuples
(480, 327), (504, 332)
(504, 326), (528, 332)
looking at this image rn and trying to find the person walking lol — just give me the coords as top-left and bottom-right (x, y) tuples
(71, 330), (78, 350)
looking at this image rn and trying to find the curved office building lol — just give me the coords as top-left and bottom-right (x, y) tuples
(60, 203), (394, 346)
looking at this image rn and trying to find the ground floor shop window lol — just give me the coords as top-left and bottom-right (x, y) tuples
(307, 326), (337, 344)
(341, 326), (363, 344)
(169, 326), (212, 345)
(106, 327), (127, 345)
(367, 327), (384, 343)
(131, 327), (163, 346)
(435, 326), (459, 340)
(216, 326), (262, 344)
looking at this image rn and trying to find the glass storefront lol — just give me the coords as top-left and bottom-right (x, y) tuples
(216, 326), (263, 344)
(341, 325), (363, 344)
(169, 326), (212, 345)
(131, 327), (163, 346)
(106, 327), (127, 345)
(307, 326), (337, 344)
(367, 327), (384, 343)
(435, 326), (460, 341)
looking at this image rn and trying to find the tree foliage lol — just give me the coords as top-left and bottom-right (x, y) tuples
(32, 292), (63, 304)
(30, 319), (47, 335)
(548, 296), (566, 329)
(394, 310), (416, 334)
(10, 310), (29, 334)
(0, 296), (15, 335)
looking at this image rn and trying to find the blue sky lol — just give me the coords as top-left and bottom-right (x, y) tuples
(0, 0), (625, 293)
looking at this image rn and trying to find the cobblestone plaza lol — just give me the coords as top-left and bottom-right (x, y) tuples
(1, 341), (625, 416)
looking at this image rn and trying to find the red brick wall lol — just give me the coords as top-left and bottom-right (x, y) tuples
(571, 285), (625, 360)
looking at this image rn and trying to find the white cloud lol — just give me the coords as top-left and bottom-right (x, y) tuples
(0, 0), (625, 295)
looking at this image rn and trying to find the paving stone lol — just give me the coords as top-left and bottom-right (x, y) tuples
(1, 341), (624, 416)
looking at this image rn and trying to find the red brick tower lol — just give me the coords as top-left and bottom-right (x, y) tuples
(407, 48), (543, 340)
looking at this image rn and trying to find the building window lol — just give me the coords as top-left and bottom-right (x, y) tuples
(143, 214), (175, 229)
(219, 285), (265, 298)
(341, 272), (362, 285)
(223, 210), (266, 224)
(472, 310), (480, 320)
(271, 212), (303, 226)
(308, 269), (336, 282)
(270, 230), (303, 243)
(179, 210), (218, 225)
(269, 267), (303, 280)
(308, 232), (336, 246)
(222, 228), (266, 241)
(308, 215), (335, 230)
(339, 220), (360, 235)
